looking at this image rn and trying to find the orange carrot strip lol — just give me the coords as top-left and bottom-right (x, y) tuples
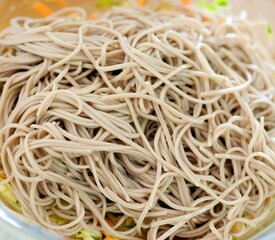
(103, 231), (116, 240)
(0, 173), (6, 179)
(54, 0), (69, 7)
(32, 1), (53, 17)
(88, 14), (99, 20)
(201, 16), (211, 22)
(137, 0), (147, 6)
(181, 0), (191, 5)
(106, 218), (114, 227)
(102, 218), (116, 239)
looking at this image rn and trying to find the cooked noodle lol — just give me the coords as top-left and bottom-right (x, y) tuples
(0, 5), (275, 240)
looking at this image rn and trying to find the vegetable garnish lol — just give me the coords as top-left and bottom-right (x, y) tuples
(197, 0), (216, 12)
(156, 3), (173, 11)
(201, 16), (211, 22)
(0, 174), (22, 212)
(197, 0), (229, 12)
(105, 218), (115, 227)
(0, 172), (6, 180)
(181, 0), (192, 5)
(215, 0), (229, 7)
(89, 14), (100, 20)
(50, 214), (70, 225)
(230, 222), (244, 233)
(267, 23), (273, 38)
(95, 0), (122, 8)
(243, 212), (254, 220)
(31, 1), (53, 16)
(137, 0), (148, 6)
(101, 217), (121, 240)
(54, 0), (69, 7)
(103, 232), (117, 240)
(75, 229), (102, 240)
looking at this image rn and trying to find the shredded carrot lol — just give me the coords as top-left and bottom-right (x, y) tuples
(103, 231), (116, 240)
(201, 16), (211, 22)
(137, 0), (147, 6)
(0, 172), (6, 179)
(54, 0), (69, 7)
(31, 1), (53, 17)
(106, 218), (114, 227)
(88, 14), (99, 20)
(181, 0), (191, 5)
(101, 218), (116, 239)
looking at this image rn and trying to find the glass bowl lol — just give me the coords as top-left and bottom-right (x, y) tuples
(0, 0), (274, 240)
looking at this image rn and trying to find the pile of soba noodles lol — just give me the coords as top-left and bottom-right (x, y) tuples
(0, 4), (274, 240)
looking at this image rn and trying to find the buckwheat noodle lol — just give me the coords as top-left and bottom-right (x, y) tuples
(0, 5), (274, 240)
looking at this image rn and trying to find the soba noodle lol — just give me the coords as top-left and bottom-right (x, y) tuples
(0, 5), (274, 240)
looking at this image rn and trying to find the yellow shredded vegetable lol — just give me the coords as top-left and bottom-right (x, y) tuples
(0, 173), (21, 212)
(50, 214), (70, 225)
(75, 229), (102, 240)
(231, 222), (244, 233)
(95, 0), (122, 8)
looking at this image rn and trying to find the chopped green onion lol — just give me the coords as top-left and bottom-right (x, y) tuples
(95, 0), (122, 8)
(267, 23), (273, 38)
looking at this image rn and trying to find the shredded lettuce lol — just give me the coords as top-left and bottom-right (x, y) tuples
(50, 214), (70, 225)
(95, 0), (122, 8)
(197, 0), (229, 12)
(0, 174), (21, 212)
(267, 23), (273, 38)
(215, 0), (229, 7)
(197, 0), (216, 12)
(75, 229), (102, 240)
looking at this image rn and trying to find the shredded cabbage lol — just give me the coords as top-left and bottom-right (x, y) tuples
(75, 229), (102, 240)
(267, 23), (273, 38)
(0, 173), (21, 212)
(50, 214), (70, 225)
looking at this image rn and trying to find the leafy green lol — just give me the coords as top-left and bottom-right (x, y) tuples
(75, 229), (102, 240)
(267, 23), (273, 38)
(95, 0), (122, 8)
(197, 0), (216, 12)
(197, 0), (229, 12)
(0, 174), (22, 212)
(215, 0), (229, 7)
(50, 214), (70, 225)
